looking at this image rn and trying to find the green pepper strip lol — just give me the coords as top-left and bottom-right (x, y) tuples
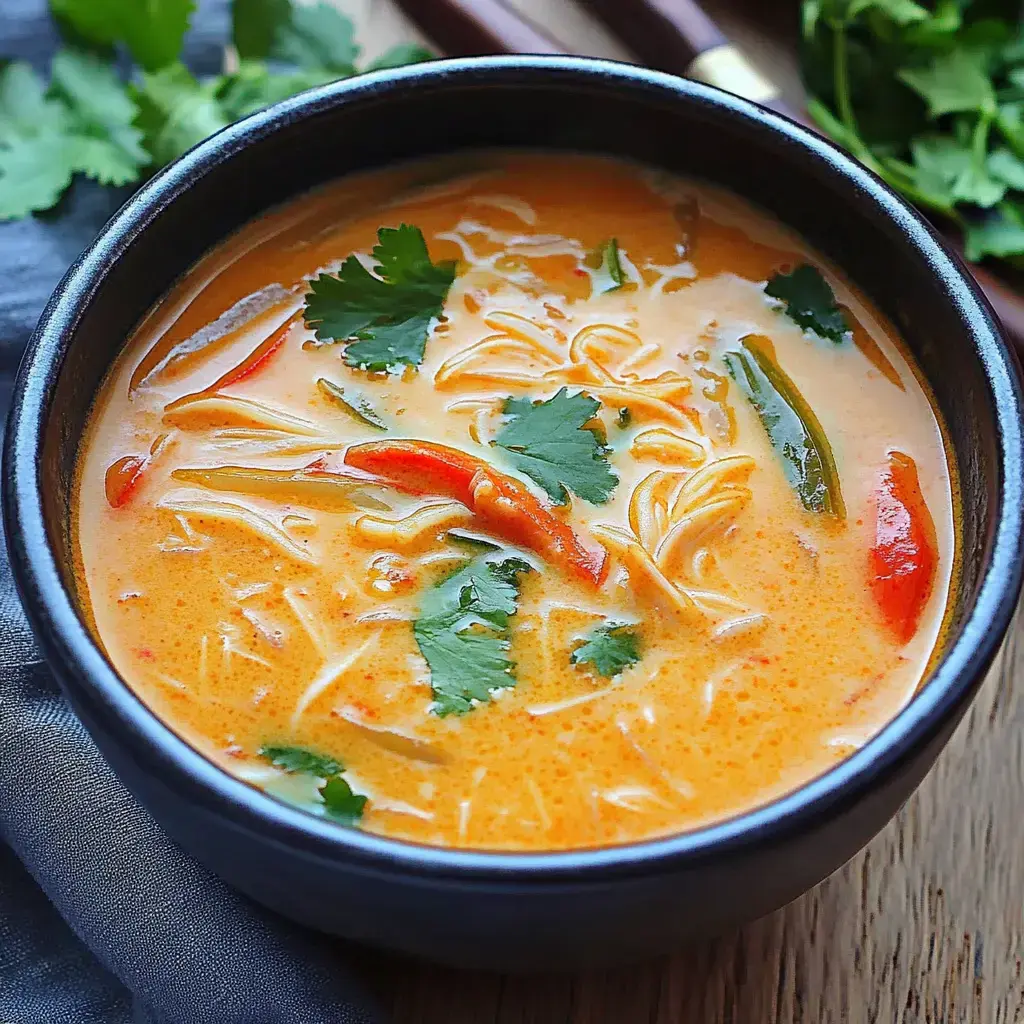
(724, 335), (845, 519)
(317, 378), (387, 431)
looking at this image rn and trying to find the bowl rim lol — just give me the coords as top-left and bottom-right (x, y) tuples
(6, 54), (1023, 883)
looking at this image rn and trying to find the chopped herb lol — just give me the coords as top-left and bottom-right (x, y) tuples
(319, 774), (368, 825)
(304, 224), (457, 372)
(494, 388), (618, 505)
(317, 378), (387, 430)
(801, 1), (1024, 268)
(587, 238), (625, 293)
(0, 2), (432, 220)
(260, 745), (341, 777)
(570, 622), (642, 678)
(259, 744), (367, 824)
(413, 555), (532, 716)
(616, 407), (632, 429)
(131, 64), (230, 168)
(764, 265), (850, 343)
(234, 0), (359, 73)
(445, 528), (501, 552)
(50, 0), (195, 73)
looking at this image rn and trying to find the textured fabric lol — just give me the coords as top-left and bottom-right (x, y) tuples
(0, 3), (383, 1022)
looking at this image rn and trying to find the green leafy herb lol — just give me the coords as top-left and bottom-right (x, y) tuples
(316, 377), (387, 430)
(304, 224), (457, 372)
(616, 407), (632, 429)
(259, 744), (366, 824)
(0, 1), (433, 220)
(233, 0), (359, 73)
(764, 265), (850, 343)
(413, 555), (532, 716)
(365, 44), (435, 72)
(50, 0), (195, 73)
(494, 388), (618, 505)
(570, 622), (642, 678)
(587, 238), (625, 293)
(214, 62), (337, 121)
(50, 49), (148, 186)
(802, 0), (1024, 267)
(260, 745), (342, 777)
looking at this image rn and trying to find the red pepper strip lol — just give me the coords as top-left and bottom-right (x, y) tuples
(343, 440), (609, 586)
(105, 454), (149, 508)
(869, 451), (938, 644)
(204, 317), (292, 392)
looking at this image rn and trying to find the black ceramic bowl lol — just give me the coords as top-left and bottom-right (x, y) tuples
(5, 56), (1024, 971)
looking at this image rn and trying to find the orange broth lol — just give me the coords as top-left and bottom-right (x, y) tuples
(73, 154), (957, 851)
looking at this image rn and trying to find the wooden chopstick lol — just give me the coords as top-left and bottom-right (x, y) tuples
(392, 0), (566, 56)
(580, 0), (791, 117)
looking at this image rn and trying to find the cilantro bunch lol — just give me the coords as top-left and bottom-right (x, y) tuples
(802, 0), (1024, 265)
(0, 0), (432, 221)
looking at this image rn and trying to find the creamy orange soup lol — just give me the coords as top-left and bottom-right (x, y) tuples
(74, 154), (956, 851)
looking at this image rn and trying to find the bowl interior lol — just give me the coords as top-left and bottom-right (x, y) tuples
(17, 58), (1022, 867)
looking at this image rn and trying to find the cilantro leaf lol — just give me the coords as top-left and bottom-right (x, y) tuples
(365, 44), (435, 72)
(320, 775), (368, 824)
(50, 0), (195, 72)
(232, 0), (293, 61)
(232, 0), (359, 72)
(964, 202), (1024, 261)
(986, 147), (1024, 189)
(132, 64), (231, 166)
(0, 62), (78, 219)
(494, 388), (618, 505)
(50, 49), (147, 186)
(570, 622), (642, 678)
(259, 744), (367, 823)
(587, 238), (625, 293)
(899, 50), (996, 118)
(260, 745), (342, 776)
(413, 555), (532, 716)
(215, 61), (336, 120)
(764, 264), (850, 343)
(304, 224), (457, 372)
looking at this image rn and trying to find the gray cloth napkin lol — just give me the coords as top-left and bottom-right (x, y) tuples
(0, 2), (384, 1020)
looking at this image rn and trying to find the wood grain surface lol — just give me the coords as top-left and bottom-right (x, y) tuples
(341, 2), (1024, 1019)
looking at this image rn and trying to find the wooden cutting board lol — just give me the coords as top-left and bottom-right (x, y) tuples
(336, 3), (1024, 1020)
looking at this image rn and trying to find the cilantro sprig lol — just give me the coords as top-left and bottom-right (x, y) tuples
(304, 225), (457, 373)
(413, 554), (532, 717)
(802, 1), (1024, 267)
(765, 265), (850, 343)
(0, 0), (433, 221)
(259, 744), (367, 824)
(570, 623), (642, 678)
(494, 388), (619, 505)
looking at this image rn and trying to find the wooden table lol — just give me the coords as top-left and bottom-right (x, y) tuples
(342, 2), (1024, 1018)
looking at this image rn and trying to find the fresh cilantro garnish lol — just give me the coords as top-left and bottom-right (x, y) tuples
(494, 388), (618, 505)
(304, 224), (457, 372)
(259, 744), (367, 824)
(802, 1), (1024, 268)
(0, 1), (432, 220)
(764, 265), (850, 343)
(50, 0), (195, 73)
(215, 62), (337, 121)
(233, 0), (358, 73)
(587, 238), (625, 293)
(132, 64), (231, 167)
(365, 44), (435, 72)
(413, 555), (532, 717)
(570, 622), (642, 678)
